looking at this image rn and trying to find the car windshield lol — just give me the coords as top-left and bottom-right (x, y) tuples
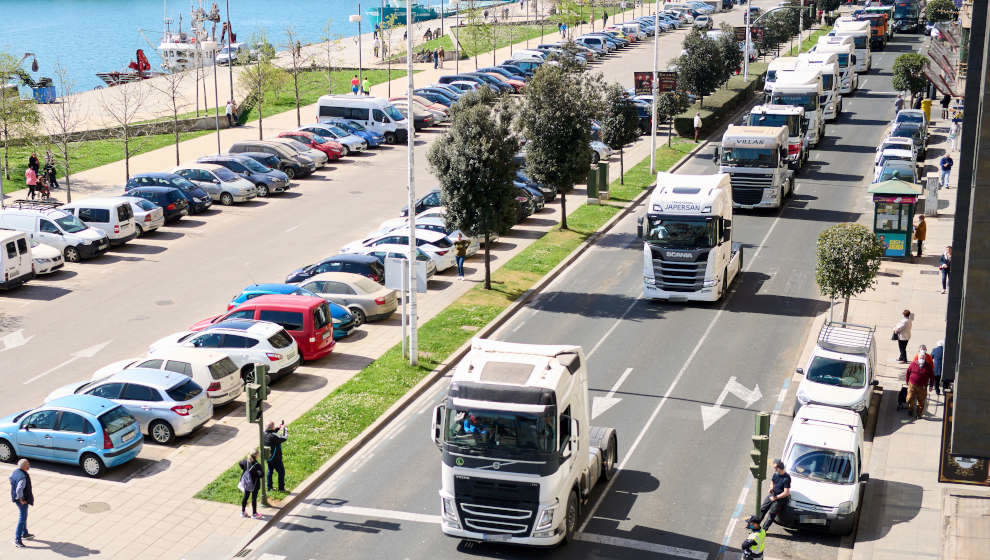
(166, 379), (203, 401)
(896, 113), (924, 125)
(285, 139), (310, 151)
(721, 147), (777, 168)
(55, 214), (88, 233)
(213, 168), (239, 181)
(327, 126), (349, 136)
(806, 356), (867, 388)
(444, 407), (556, 456)
(385, 105), (404, 121)
(134, 199), (157, 211)
(241, 158), (270, 172)
(879, 154), (911, 167)
(788, 443), (856, 484)
(99, 406), (136, 435)
(646, 215), (717, 248)
(309, 134), (328, 144)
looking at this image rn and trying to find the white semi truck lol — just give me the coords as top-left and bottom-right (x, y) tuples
(638, 172), (742, 302)
(744, 104), (809, 171)
(813, 36), (858, 94)
(798, 51), (842, 121)
(770, 69), (825, 148)
(764, 56), (799, 98)
(832, 19), (872, 73)
(716, 125), (794, 209)
(433, 339), (618, 546)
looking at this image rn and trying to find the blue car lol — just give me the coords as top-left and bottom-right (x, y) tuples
(325, 118), (385, 148)
(0, 394), (143, 477)
(125, 172), (213, 214)
(228, 283), (357, 339)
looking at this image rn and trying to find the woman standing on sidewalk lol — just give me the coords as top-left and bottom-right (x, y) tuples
(238, 450), (263, 519)
(893, 309), (914, 363)
(939, 246), (952, 294)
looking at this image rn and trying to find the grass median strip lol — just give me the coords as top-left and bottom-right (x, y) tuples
(609, 138), (697, 202)
(196, 140), (694, 505)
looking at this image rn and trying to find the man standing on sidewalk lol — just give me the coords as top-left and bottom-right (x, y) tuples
(225, 100), (236, 127)
(758, 459), (790, 531)
(893, 309), (914, 363)
(9, 459), (34, 548)
(905, 346), (935, 418)
(694, 112), (702, 142)
(939, 153), (953, 189)
(914, 215), (927, 257)
(264, 421), (288, 492)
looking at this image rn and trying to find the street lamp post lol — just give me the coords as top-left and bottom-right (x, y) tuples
(350, 6), (363, 88)
(225, 0), (233, 104)
(406, 0), (418, 366)
(213, 60), (221, 154)
(744, 0), (752, 81)
(650, 7), (659, 174)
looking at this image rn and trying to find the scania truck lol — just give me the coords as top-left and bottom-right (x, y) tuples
(716, 125), (794, 209)
(638, 172), (742, 302)
(744, 104), (808, 171)
(770, 69), (825, 147)
(434, 339), (618, 546)
(798, 52), (842, 121)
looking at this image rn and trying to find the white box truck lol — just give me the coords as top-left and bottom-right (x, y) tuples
(715, 125), (794, 209)
(770, 69), (825, 148)
(638, 172), (742, 302)
(433, 339), (618, 546)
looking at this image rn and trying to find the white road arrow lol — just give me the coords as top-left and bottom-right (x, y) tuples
(700, 376), (763, 431)
(592, 367), (634, 419)
(1, 330), (33, 352)
(23, 340), (113, 385)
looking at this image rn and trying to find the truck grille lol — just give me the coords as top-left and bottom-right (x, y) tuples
(651, 258), (707, 292)
(454, 476), (539, 535)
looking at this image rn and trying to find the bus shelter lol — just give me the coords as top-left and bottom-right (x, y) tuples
(868, 178), (923, 259)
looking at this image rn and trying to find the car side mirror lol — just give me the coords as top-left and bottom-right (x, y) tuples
(871, 379), (879, 386)
(796, 367), (805, 375)
(859, 473), (870, 483)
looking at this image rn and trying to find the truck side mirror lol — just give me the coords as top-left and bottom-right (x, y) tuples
(561, 440), (573, 459)
(431, 404), (445, 448)
(713, 146), (720, 167)
(636, 216), (644, 239)
(859, 473), (870, 483)
(796, 367), (804, 375)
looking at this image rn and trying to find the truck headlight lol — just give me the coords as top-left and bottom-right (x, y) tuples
(702, 279), (717, 288)
(837, 501), (854, 515)
(535, 505), (557, 531)
(442, 497), (459, 524)
(827, 104), (834, 112)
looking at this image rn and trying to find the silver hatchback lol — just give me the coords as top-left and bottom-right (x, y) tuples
(45, 368), (213, 445)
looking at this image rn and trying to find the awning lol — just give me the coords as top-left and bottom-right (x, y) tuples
(925, 38), (962, 97)
(868, 179), (924, 196)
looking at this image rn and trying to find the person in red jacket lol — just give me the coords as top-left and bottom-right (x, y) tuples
(905, 345), (935, 418)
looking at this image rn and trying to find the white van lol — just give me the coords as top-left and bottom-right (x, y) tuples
(316, 95), (409, 144)
(795, 321), (878, 419)
(0, 229), (33, 289)
(0, 204), (110, 262)
(779, 405), (867, 536)
(61, 197), (137, 246)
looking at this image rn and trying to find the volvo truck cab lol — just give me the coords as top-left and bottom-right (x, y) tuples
(744, 105), (809, 171)
(771, 69), (825, 147)
(798, 52), (842, 121)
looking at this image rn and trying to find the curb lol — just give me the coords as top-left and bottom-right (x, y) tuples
(231, 131), (715, 556)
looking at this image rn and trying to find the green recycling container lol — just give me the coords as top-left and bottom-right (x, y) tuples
(598, 162), (609, 193)
(587, 165), (599, 199)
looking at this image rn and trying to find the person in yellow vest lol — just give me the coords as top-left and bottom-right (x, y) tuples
(741, 515), (766, 559)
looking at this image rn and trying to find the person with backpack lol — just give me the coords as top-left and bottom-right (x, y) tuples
(264, 421), (288, 492)
(44, 150), (59, 190)
(238, 450), (264, 519)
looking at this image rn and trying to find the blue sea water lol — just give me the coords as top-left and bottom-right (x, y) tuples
(0, 0), (384, 91)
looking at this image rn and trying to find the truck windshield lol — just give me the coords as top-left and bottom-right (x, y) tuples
(894, 4), (917, 18)
(721, 147), (777, 168)
(771, 93), (817, 112)
(806, 356), (867, 389)
(788, 444), (856, 484)
(646, 215), (717, 248)
(445, 408), (556, 455)
(821, 74), (834, 91)
(746, 113), (800, 137)
(836, 53), (849, 68)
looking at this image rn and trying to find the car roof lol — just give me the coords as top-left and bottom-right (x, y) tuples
(879, 149), (914, 157)
(319, 253), (380, 265)
(103, 367), (188, 389)
(138, 347), (231, 364)
(203, 319), (278, 334)
(238, 294), (325, 308)
(385, 227), (447, 241)
(305, 271), (381, 288)
(177, 163), (223, 171)
(243, 283), (301, 294)
(62, 197), (129, 207)
(128, 186), (176, 193)
(238, 151), (277, 158)
(45, 394), (122, 416)
(134, 172), (181, 179)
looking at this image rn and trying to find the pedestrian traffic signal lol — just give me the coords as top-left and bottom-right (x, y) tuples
(254, 365), (269, 402)
(246, 383), (262, 424)
(750, 412), (771, 480)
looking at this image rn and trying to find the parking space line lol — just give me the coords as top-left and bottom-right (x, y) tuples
(575, 533), (709, 560)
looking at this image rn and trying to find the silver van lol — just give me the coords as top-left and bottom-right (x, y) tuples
(61, 198), (137, 246)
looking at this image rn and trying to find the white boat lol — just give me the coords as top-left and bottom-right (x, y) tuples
(157, 1), (221, 73)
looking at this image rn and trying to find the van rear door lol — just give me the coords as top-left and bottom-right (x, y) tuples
(2, 235), (32, 285)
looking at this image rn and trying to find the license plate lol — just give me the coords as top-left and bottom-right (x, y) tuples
(482, 534), (511, 542)
(98, 243), (109, 250)
(800, 515), (827, 525)
(121, 430), (135, 443)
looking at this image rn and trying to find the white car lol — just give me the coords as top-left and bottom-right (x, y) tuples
(30, 240), (63, 275)
(171, 163), (258, 205)
(590, 140), (613, 164)
(873, 149), (918, 183)
(347, 228), (456, 271)
(91, 349), (244, 406)
(148, 321), (301, 384)
(794, 322), (877, 419)
(377, 215), (481, 257)
(448, 80), (482, 93)
(873, 137), (917, 166)
(353, 244), (438, 279)
(692, 15), (713, 30)
(780, 405), (867, 536)
(118, 196), (165, 235)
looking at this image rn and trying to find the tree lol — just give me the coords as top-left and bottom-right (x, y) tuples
(239, 32), (284, 140)
(815, 223), (882, 322)
(675, 28), (722, 108)
(715, 25), (744, 86)
(379, 14), (402, 97)
(656, 91), (690, 146)
(547, 41), (587, 75)
(150, 71), (187, 165)
(519, 64), (601, 230)
(0, 52), (40, 181)
(321, 19), (345, 94)
(599, 83), (640, 183)
(428, 91), (519, 290)
(283, 26), (312, 127)
(99, 80), (149, 182)
(44, 62), (84, 202)
(926, 0), (957, 22)
(462, 1), (491, 70)
(892, 53), (928, 103)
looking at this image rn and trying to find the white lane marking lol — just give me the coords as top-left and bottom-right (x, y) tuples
(578, 189), (789, 534)
(575, 533), (708, 560)
(285, 225), (299, 233)
(315, 503), (441, 525)
(586, 298), (640, 358)
(700, 377), (763, 430)
(0, 329), (33, 352)
(254, 554), (286, 560)
(859, 78), (869, 88)
(23, 340), (113, 384)
(592, 367), (634, 419)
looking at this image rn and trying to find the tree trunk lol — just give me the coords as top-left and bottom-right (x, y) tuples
(62, 144), (71, 203)
(619, 147), (624, 184)
(559, 189), (568, 230)
(842, 295), (850, 322)
(124, 130), (130, 182)
(667, 117), (673, 146)
(2, 129), (9, 180)
(294, 73), (301, 126)
(258, 100), (264, 139)
(173, 106), (180, 166)
(484, 232), (491, 290)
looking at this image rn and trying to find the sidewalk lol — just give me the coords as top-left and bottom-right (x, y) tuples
(848, 116), (990, 559)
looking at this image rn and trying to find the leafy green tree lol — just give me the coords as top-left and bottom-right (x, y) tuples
(519, 64), (602, 230)
(599, 83), (640, 182)
(0, 52), (40, 181)
(815, 223), (883, 322)
(547, 41), (588, 75)
(892, 53), (929, 103)
(675, 28), (722, 108)
(926, 0), (958, 22)
(239, 32), (286, 139)
(715, 25), (744, 87)
(462, 1), (491, 70)
(428, 91), (519, 289)
(656, 91), (690, 146)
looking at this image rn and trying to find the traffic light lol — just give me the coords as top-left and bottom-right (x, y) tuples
(749, 412), (771, 480)
(246, 383), (262, 424)
(253, 365), (270, 402)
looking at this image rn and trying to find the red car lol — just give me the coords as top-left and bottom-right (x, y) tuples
(189, 295), (336, 361)
(278, 130), (343, 161)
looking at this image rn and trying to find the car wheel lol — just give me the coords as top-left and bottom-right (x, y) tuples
(258, 184), (270, 197)
(349, 307), (367, 327)
(341, 145), (350, 156)
(80, 453), (106, 478)
(0, 439), (16, 463)
(63, 246), (81, 263)
(150, 420), (176, 445)
(135, 224), (144, 236)
(385, 132), (397, 144)
(564, 491), (579, 543)
(284, 167), (296, 180)
(592, 152), (600, 164)
(220, 192), (235, 206)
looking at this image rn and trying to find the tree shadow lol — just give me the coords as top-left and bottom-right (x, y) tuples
(110, 243), (167, 255)
(726, 272), (832, 318)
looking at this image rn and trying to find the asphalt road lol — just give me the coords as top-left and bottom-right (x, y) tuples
(236, 31), (921, 560)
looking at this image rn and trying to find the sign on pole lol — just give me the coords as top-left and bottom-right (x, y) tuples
(634, 71), (678, 95)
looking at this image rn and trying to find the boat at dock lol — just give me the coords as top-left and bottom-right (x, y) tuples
(95, 49), (165, 87)
(156, 1), (221, 73)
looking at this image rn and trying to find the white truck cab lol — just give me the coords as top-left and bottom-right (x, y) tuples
(794, 321), (879, 419)
(798, 52), (842, 121)
(831, 19), (871, 73)
(433, 340), (618, 546)
(779, 405), (868, 536)
(638, 173), (742, 302)
(715, 125), (794, 209)
(744, 105), (809, 171)
(771, 69), (825, 148)
(814, 36), (858, 94)
(764, 56), (799, 97)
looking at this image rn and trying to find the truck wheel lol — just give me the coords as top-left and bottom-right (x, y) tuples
(564, 491), (579, 543)
(602, 433), (618, 481)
